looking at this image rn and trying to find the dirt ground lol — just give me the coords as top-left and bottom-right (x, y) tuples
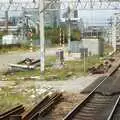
(5, 74), (102, 93)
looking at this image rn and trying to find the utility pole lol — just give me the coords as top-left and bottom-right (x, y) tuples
(29, 31), (33, 52)
(67, 0), (74, 54)
(39, 0), (45, 72)
(68, 17), (71, 53)
(83, 50), (86, 73)
(112, 14), (117, 52)
(67, 1), (71, 54)
(59, 27), (62, 46)
(63, 30), (65, 47)
(5, 10), (8, 33)
(5, 0), (13, 34)
(22, 10), (25, 42)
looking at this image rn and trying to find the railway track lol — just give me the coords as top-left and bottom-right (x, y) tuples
(0, 105), (25, 120)
(63, 61), (120, 120)
(0, 92), (62, 120)
(22, 92), (62, 120)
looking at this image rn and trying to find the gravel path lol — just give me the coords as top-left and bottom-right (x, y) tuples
(16, 74), (103, 93)
(0, 74), (103, 94)
(37, 75), (104, 93)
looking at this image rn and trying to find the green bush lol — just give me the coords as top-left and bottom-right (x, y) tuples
(71, 29), (81, 41)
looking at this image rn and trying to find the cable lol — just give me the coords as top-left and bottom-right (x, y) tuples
(0, 0), (120, 11)
(39, 0), (58, 14)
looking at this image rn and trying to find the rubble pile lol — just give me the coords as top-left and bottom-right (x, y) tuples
(88, 58), (115, 74)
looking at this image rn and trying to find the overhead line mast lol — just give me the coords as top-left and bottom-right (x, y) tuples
(39, 0), (45, 73)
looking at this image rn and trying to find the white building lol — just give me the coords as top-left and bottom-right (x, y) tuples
(2, 35), (19, 45)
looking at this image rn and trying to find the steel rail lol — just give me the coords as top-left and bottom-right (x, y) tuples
(63, 61), (120, 120)
(39, 93), (62, 117)
(107, 95), (120, 120)
(22, 95), (50, 120)
(22, 92), (62, 120)
(0, 105), (24, 120)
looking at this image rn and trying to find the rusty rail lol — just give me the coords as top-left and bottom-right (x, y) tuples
(22, 92), (62, 120)
(0, 105), (25, 120)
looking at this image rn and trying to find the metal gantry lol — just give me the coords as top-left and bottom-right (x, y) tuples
(1, 0), (120, 12)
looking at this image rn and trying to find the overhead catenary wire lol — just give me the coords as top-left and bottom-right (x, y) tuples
(0, 0), (120, 12)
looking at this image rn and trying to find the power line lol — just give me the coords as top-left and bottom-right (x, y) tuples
(1, 0), (120, 11)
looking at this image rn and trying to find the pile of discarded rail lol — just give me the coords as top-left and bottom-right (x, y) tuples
(87, 58), (115, 74)
(0, 92), (62, 120)
(9, 58), (40, 72)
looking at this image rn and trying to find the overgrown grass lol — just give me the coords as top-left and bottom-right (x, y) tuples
(0, 44), (37, 54)
(0, 85), (49, 113)
(0, 87), (31, 113)
(5, 55), (102, 81)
